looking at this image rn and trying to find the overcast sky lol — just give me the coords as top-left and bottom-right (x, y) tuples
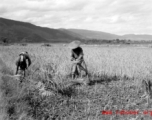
(0, 0), (152, 35)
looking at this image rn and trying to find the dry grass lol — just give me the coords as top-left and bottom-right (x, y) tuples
(0, 44), (152, 120)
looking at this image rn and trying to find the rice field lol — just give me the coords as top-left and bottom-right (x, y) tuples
(1, 44), (152, 120)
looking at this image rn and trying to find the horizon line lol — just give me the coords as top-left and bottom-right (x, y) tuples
(0, 17), (152, 36)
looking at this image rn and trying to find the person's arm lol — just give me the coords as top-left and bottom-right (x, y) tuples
(15, 58), (20, 75)
(71, 50), (75, 61)
(26, 56), (31, 67)
(77, 52), (83, 60)
(16, 65), (19, 75)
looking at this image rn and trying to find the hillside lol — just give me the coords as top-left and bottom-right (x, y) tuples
(1, 17), (152, 43)
(68, 28), (119, 40)
(0, 18), (79, 43)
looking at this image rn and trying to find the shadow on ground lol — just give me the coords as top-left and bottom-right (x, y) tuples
(56, 74), (124, 97)
(87, 74), (121, 86)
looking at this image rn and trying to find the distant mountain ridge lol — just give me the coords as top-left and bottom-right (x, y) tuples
(0, 17), (152, 43)
(0, 17), (79, 43)
(67, 29), (119, 40)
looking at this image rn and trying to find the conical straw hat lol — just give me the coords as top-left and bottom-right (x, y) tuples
(68, 40), (81, 49)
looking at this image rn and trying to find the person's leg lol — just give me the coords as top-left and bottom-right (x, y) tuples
(79, 61), (88, 76)
(75, 65), (80, 78)
(21, 62), (27, 77)
(15, 60), (20, 75)
(76, 64), (81, 77)
(71, 63), (77, 79)
(16, 65), (19, 75)
(82, 60), (88, 75)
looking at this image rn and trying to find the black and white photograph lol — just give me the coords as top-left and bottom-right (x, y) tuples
(0, 0), (152, 120)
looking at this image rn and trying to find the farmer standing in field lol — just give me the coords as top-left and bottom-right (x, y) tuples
(69, 41), (88, 79)
(15, 51), (31, 77)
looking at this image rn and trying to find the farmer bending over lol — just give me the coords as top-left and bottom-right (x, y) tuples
(15, 51), (31, 77)
(69, 41), (88, 79)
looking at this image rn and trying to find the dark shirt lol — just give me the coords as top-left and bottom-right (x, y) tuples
(16, 54), (31, 67)
(25, 54), (31, 66)
(71, 47), (83, 60)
